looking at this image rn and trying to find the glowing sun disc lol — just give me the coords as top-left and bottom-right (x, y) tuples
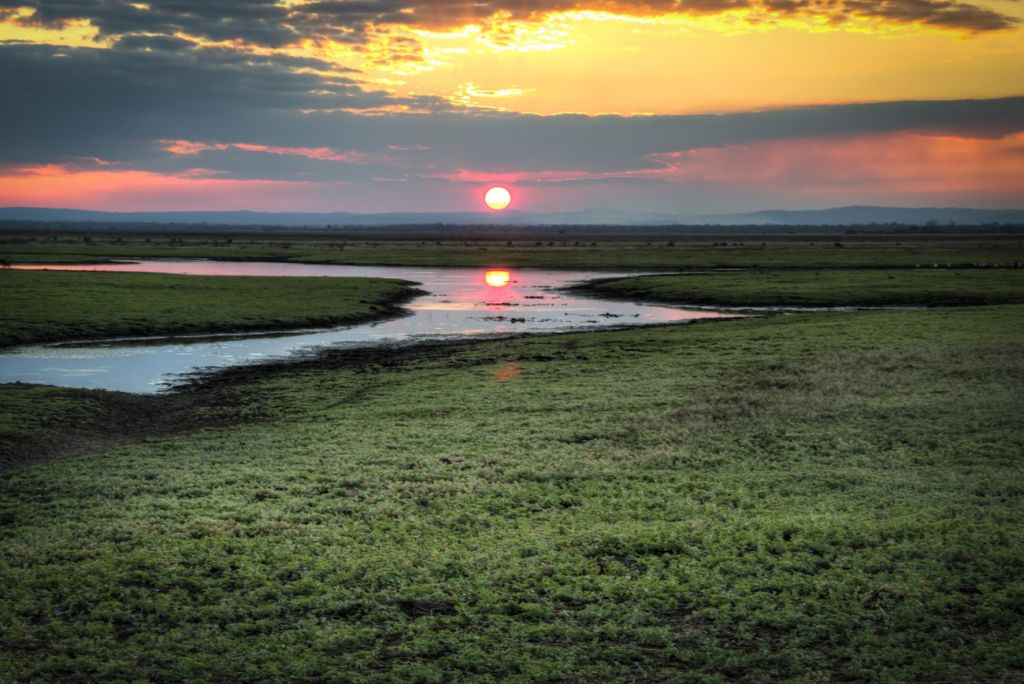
(485, 186), (512, 211)
(485, 270), (511, 287)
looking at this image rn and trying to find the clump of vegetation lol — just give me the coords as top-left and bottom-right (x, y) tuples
(0, 270), (422, 347)
(574, 268), (1024, 307)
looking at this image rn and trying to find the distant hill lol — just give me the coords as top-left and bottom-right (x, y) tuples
(1, 205), (1022, 227)
(0, 207), (682, 227)
(704, 206), (1024, 226)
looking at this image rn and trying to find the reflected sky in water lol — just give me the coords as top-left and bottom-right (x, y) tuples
(1, 260), (737, 393)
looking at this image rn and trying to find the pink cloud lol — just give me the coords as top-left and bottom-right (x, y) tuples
(3, 131), (1022, 213)
(0, 166), (339, 212)
(646, 132), (1024, 198)
(434, 132), (1024, 207)
(161, 140), (395, 164)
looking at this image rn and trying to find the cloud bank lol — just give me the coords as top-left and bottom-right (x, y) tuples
(2, 0), (1018, 44)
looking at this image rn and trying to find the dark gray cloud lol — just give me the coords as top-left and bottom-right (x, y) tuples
(0, 42), (448, 164)
(2, 41), (1020, 184)
(299, 0), (1020, 34)
(1, 0), (300, 46)
(834, 0), (1019, 31)
(1, 0), (1017, 50)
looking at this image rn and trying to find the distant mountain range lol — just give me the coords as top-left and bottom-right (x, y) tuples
(702, 206), (1024, 226)
(1, 205), (1022, 227)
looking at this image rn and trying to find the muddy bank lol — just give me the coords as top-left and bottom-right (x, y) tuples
(0, 318), (734, 470)
(0, 384), (198, 470)
(0, 335), (509, 470)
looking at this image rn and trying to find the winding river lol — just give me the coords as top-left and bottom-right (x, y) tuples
(1, 261), (737, 393)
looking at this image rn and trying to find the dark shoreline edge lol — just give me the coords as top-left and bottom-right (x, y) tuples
(0, 315), (749, 471)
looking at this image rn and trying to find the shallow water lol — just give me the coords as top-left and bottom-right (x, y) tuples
(1, 261), (736, 393)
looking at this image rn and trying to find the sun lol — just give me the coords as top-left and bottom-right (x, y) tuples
(484, 186), (512, 211)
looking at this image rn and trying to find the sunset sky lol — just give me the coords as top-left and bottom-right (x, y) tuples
(1, 0), (1022, 214)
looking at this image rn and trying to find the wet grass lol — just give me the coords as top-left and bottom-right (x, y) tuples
(3, 232), (1023, 269)
(2, 305), (1022, 680)
(573, 268), (1024, 307)
(0, 270), (421, 347)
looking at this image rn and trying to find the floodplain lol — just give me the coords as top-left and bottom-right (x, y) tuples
(1, 231), (1022, 681)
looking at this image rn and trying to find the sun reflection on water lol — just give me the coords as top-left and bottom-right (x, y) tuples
(484, 269), (512, 287)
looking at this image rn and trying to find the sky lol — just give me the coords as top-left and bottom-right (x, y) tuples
(1, 0), (1023, 215)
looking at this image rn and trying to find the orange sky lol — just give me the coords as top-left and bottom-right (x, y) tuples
(6, 3), (1022, 115)
(1, 1), (1022, 213)
(311, 7), (1024, 115)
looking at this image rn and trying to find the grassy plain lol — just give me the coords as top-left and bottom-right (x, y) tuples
(0, 270), (419, 347)
(2, 310), (1024, 679)
(1, 236), (1023, 680)
(2, 231), (1023, 269)
(574, 269), (1024, 307)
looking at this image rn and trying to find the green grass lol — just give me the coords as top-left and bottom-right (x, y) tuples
(574, 268), (1024, 307)
(0, 270), (421, 346)
(3, 233), (1023, 269)
(2, 305), (1023, 681)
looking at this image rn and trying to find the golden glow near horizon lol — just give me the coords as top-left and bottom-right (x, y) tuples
(296, 7), (1024, 115)
(0, 12), (105, 47)
(3, 3), (1022, 115)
